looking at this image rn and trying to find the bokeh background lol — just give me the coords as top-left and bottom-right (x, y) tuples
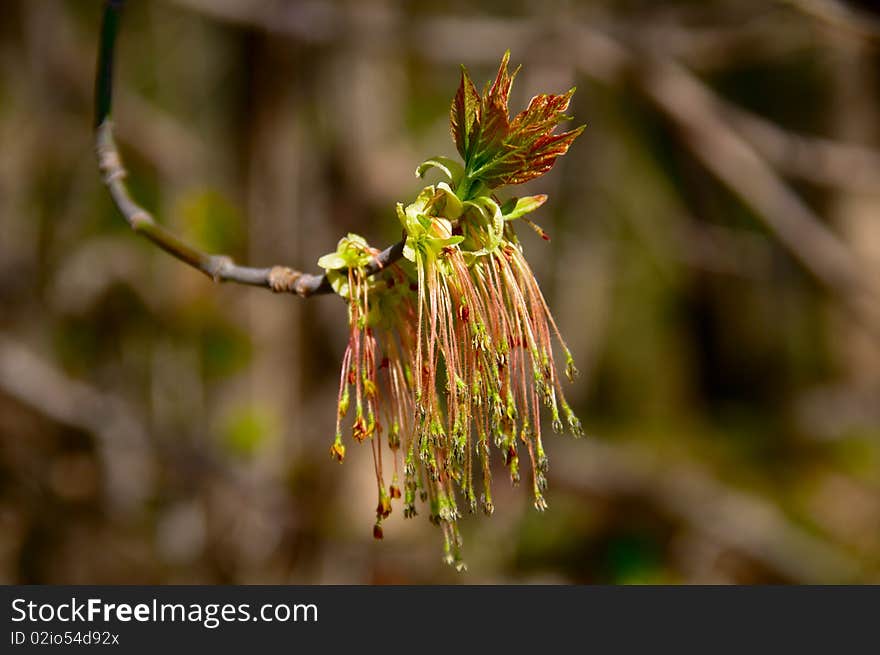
(2, 0), (880, 584)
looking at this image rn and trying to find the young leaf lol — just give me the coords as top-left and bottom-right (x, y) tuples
(476, 50), (517, 160)
(437, 182), (463, 219)
(416, 157), (464, 184)
(317, 252), (347, 271)
(450, 66), (481, 161)
(451, 53), (584, 189)
(501, 194), (548, 221)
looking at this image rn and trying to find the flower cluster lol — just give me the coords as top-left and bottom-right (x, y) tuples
(318, 52), (584, 569)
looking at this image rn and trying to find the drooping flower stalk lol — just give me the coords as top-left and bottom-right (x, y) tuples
(318, 52), (584, 569)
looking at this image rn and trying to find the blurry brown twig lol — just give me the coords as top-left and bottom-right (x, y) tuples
(0, 336), (153, 511)
(725, 105), (880, 196)
(164, 2), (880, 195)
(602, 13), (814, 71)
(168, 0), (342, 43)
(94, 1), (403, 298)
(551, 439), (865, 583)
(779, 0), (880, 44)
(578, 27), (880, 330)
(627, 53), (867, 299)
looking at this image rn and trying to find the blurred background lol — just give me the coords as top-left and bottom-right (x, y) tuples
(1, 0), (880, 584)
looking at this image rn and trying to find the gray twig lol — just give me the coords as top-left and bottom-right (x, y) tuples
(94, 0), (402, 298)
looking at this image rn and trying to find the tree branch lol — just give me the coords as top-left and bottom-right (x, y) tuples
(94, 0), (403, 298)
(724, 98), (880, 196)
(569, 27), (880, 326)
(778, 0), (880, 44)
(0, 334), (153, 512)
(551, 439), (864, 583)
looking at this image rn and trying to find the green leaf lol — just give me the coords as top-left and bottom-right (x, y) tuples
(344, 233), (369, 249)
(463, 196), (504, 251)
(327, 270), (348, 295)
(428, 235), (465, 250)
(437, 182), (463, 219)
(398, 185), (443, 239)
(317, 252), (347, 271)
(501, 194), (547, 221)
(415, 157), (464, 184)
(464, 196), (502, 223)
(396, 202), (408, 229)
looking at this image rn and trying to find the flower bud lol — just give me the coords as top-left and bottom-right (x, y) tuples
(329, 437), (346, 463)
(376, 492), (392, 519)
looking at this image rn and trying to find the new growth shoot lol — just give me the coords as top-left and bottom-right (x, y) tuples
(319, 52), (585, 569)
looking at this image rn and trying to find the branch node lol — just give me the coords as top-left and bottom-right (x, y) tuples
(128, 211), (151, 231)
(268, 266), (302, 293)
(208, 255), (235, 282)
(97, 144), (125, 183)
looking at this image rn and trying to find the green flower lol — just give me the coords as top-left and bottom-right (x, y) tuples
(396, 186), (464, 263)
(317, 233), (376, 296)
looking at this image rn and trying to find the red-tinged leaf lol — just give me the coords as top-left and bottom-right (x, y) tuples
(502, 126), (585, 186)
(487, 51), (514, 103)
(450, 52), (584, 189)
(477, 124), (584, 188)
(478, 51), (518, 156)
(450, 66), (481, 161)
(477, 95), (509, 162)
(509, 90), (575, 142)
